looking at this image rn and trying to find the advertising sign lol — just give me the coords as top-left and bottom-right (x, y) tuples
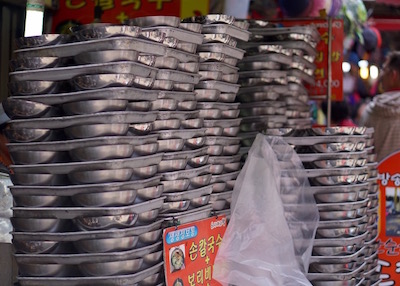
(272, 19), (344, 101)
(51, 0), (209, 33)
(163, 216), (227, 286)
(377, 150), (400, 284)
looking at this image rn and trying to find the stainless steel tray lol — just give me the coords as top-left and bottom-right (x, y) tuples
(8, 134), (158, 152)
(74, 50), (141, 65)
(10, 61), (156, 82)
(8, 80), (63, 96)
(128, 16), (180, 27)
(164, 185), (213, 202)
(203, 33), (237, 46)
(17, 262), (163, 286)
(239, 76), (287, 86)
(237, 61), (281, 71)
(203, 119), (242, 131)
(160, 165), (210, 181)
(15, 241), (161, 264)
(199, 62), (238, 74)
(201, 24), (250, 41)
(196, 81), (240, 93)
(10, 57), (61, 71)
(211, 171), (240, 183)
(9, 87), (161, 105)
(12, 218), (163, 242)
(16, 34), (68, 49)
(307, 263), (365, 282)
(249, 26), (320, 44)
(156, 129), (206, 140)
(310, 246), (366, 264)
(71, 74), (154, 90)
(142, 27), (204, 44)
(184, 14), (236, 25)
(198, 44), (245, 60)
(156, 69), (200, 84)
(9, 111), (157, 129)
(11, 153), (162, 175)
(284, 135), (366, 146)
(205, 136), (240, 146)
(73, 25), (142, 41)
(198, 102), (240, 111)
(308, 127), (367, 136)
(313, 232), (368, 247)
(13, 197), (164, 219)
(179, 22), (202, 33)
(160, 205), (212, 225)
(15, 37), (199, 63)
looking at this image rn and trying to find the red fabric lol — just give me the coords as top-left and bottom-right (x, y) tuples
(338, 118), (358, 127)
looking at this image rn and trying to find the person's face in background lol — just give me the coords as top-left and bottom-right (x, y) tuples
(379, 58), (400, 93)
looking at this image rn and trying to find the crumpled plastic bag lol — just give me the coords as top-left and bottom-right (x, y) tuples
(213, 134), (319, 286)
(0, 173), (13, 243)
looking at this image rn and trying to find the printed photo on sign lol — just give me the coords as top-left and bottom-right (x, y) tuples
(380, 172), (400, 236)
(173, 278), (184, 286)
(170, 244), (186, 273)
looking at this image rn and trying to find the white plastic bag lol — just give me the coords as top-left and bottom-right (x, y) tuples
(213, 134), (319, 286)
(0, 172), (13, 243)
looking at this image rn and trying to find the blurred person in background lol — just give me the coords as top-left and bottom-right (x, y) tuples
(322, 100), (357, 127)
(361, 51), (400, 162)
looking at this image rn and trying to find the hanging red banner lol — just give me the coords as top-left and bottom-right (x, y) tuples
(377, 150), (400, 284)
(51, 0), (209, 33)
(163, 216), (227, 286)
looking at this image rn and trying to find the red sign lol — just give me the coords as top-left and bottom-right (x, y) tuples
(273, 19), (344, 101)
(163, 216), (227, 286)
(52, 0), (209, 33)
(377, 150), (400, 284)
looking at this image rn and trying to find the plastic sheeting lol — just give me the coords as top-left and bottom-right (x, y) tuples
(214, 134), (319, 286)
(0, 173), (13, 243)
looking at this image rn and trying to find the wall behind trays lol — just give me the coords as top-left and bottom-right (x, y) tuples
(0, 1), (25, 102)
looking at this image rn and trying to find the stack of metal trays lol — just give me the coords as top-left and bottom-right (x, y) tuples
(5, 24), (206, 285)
(128, 16), (214, 228)
(237, 22), (319, 156)
(179, 14), (250, 219)
(363, 128), (380, 286)
(277, 127), (380, 286)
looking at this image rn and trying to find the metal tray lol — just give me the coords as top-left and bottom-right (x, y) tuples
(128, 16), (180, 27)
(179, 22), (202, 33)
(15, 37), (199, 63)
(160, 206), (212, 225)
(9, 87), (160, 105)
(164, 185), (213, 202)
(13, 197), (164, 219)
(156, 69), (200, 84)
(199, 62), (238, 74)
(73, 50), (140, 64)
(196, 81), (240, 94)
(73, 25), (142, 41)
(16, 34), (68, 49)
(10, 61), (157, 82)
(15, 241), (161, 264)
(8, 80), (61, 96)
(17, 262), (163, 286)
(160, 165), (210, 181)
(142, 27), (204, 44)
(10, 57), (61, 71)
(308, 127), (367, 136)
(203, 33), (237, 46)
(198, 44), (245, 60)
(11, 153), (162, 175)
(201, 24), (250, 41)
